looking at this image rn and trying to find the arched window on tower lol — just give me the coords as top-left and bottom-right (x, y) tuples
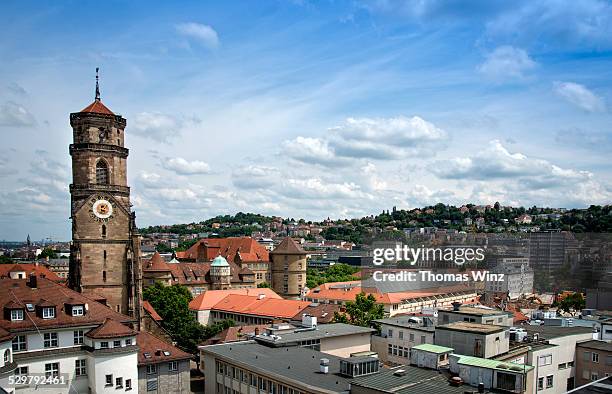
(96, 160), (109, 184)
(101, 225), (106, 238)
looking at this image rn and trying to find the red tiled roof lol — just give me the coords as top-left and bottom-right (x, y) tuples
(211, 294), (311, 319)
(180, 237), (269, 263)
(202, 324), (268, 346)
(86, 317), (136, 339)
(143, 258), (255, 286)
(189, 288), (282, 311)
(80, 99), (114, 115)
(0, 327), (12, 342)
(271, 237), (306, 255)
(143, 301), (163, 321)
(0, 278), (134, 332)
(144, 252), (171, 272)
(291, 303), (342, 324)
(0, 263), (61, 282)
(137, 330), (191, 365)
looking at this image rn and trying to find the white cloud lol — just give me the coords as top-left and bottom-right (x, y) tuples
(0, 101), (36, 127)
(130, 112), (187, 142)
(161, 157), (210, 175)
(553, 81), (605, 112)
(176, 22), (219, 49)
(232, 165), (279, 189)
(433, 140), (593, 189)
(283, 115), (447, 166)
(478, 46), (536, 81)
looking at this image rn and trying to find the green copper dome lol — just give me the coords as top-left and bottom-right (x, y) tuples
(211, 255), (229, 267)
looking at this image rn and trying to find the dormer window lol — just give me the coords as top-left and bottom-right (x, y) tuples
(72, 305), (84, 317)
(42, 307), (55, 319)
(10, 309), (24, 321)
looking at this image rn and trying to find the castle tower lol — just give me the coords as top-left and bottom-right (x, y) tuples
(270, 237), (307, 299)
(210, 255), (231, 290)
(68, 69), (142, 327)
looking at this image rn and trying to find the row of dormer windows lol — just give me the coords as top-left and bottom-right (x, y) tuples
(5, 303), (86, 322)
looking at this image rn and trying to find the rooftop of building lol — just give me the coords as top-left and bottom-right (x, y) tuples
(373, 316), (435, 332)
(188, 288), (282, 311)
(576, 340), (612, 352)
(137, 330), (192, 365)
(350, 365), (476, 394)
(176, 236), (270, 263)
(568, 376), (612, 394)
(0, 263), (61, 282)
(439, 306), (511, 317)
(453, 354), (534, 373)
(254, 323), (374, 346)
(86, 317), (136, 339)
(200, 341), (353, 393)
(519, 325), (593, 340)
(211, 294), (311, 319)
(437, 321), (507, 334)
(79, 99), (114, 115)
(271, 237), (306, 255)
(411, 343), (454, 354)
(203, 324), (269, 346)
(0, 277), (133, 332)
(291, 303), (342, 324)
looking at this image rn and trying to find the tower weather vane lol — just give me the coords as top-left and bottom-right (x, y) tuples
(95, 67), (100, 101)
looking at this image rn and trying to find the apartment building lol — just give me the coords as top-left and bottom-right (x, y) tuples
(438, 304), (514, 326)
(522, 325), (594, 393)
(575, 340), (612, 387)
(370, 316), (435, 365)
(0, 276), (190, 394)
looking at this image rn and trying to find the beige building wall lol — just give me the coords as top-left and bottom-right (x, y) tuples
(319, 333), (371, 358)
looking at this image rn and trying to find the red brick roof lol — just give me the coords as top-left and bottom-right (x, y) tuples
(0, 278), (133, 332)
(271, 237), (306, 255)
(143, 301), (163, 321)
(86, 317), (136, 339)
(80, 99), (114, 115)
(0, 263), (61, 282)
(179, 237), (269, 263)
(144, 252), (170, 272)
(189, 288), (282, 311)
(211, 294), (311, 319)
(136, 330), (191, 365)
(202, 324), (269, 345)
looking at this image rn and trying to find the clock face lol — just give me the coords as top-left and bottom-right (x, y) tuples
(89, 196), (115, 222)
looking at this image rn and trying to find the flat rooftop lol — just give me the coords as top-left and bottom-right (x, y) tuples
(373, 317), (435, 332)
(201, 341), (353, 393)
(454, 354), (534, 373)
(439, 306), (510, 317)
(437, 321), (506, 334)
(411, 344), (453, 354)
(576, 340), (612, 352)
(520, 325), (593, 340)
(255, 323), (374, 346)
(351, 365), (476, 394)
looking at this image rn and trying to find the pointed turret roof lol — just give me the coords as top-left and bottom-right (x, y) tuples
(144, 252), (171, 272)
(79, 67), (115, 115)
(271, 237), (306, 255)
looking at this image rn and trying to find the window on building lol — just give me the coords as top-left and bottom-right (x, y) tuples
(146, 364), (157, 375)
(591, 372), (599, 381)
(105, 374), (113, 386)
(147, 378), (157, 391)
(583, 351), (591, 361)
(125, 338), (132, 346)
(103, 271), (107, 282)
(3, 349), (10, 363)
(96, 160), (109, 184)
(45, 363), (59, 379)
(420, 335), (426, 344)
(388, 329), (393, 338)
(546, 375), (553, 388)
(72, 305), (84, 316)
(42, 307), (55, 319)
(113, 340), (121, 348)
(100, 341), (109, 349)
(409, 333), (415, 342)
(75, 359), (87, 376)
(125, 379), (132, 391)
(539, 354), (553, 366)
(14, 366), (28, 376)
(12, 335), (26, 352)
(537, 377), (544, 391)
(101, 224), (106, 238)
(10, 309), (24, 321)
(399, 331), (403, 340)
(73, 330), (84, 345)
(116, 377), (123, 388)
(592, 353), (599, 363)
(169, 361), (178, 372)
(43, 332), (58, 348)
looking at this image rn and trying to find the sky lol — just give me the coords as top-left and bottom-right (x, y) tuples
(1, 0), (612, 241)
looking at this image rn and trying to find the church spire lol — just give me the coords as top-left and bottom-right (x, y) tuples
(95, 67), (101, 101)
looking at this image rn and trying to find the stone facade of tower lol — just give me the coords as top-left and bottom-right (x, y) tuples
(68, 80), (143, 327)
(270, 237), (307, 299)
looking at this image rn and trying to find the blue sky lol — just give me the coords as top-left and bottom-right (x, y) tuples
(1, 0), (612, 240)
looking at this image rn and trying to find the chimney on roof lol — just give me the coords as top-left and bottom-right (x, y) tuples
(319, 358), (329, 374)
(452, 302), (461, 311)
(27, 273), (37, 289)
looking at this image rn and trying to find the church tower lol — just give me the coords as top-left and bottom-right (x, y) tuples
(68, 69), (142, 327)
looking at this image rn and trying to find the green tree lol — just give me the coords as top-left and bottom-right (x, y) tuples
(332, 293), (384, 327)
(155, 243), (173, 253)
(257, 282), (270, 288)
(556, 293), (586, 316)
(0, 255), (14, 264)
(38, 248), (58, 259)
